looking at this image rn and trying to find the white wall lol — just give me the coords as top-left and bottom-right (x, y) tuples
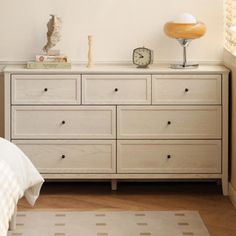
(0, 0), (223, 63)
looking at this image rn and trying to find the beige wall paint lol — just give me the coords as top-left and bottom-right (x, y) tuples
(224, 50), (236, 191)
(0, 0), (224, 63)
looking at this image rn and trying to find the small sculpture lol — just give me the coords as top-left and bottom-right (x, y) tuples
(87, 35), (94, 68)
(43, 15), (62, 54)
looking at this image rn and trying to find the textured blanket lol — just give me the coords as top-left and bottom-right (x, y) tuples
(0, 138), (44, 236)
(0, 160), (23, 236)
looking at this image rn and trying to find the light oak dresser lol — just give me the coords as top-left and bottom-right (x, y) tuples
(4, 65), (229, 195)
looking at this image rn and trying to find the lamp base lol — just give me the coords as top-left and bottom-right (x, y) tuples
(170, 63), (199, 69)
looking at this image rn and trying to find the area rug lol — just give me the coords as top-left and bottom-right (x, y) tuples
(8, 211), (210, 236)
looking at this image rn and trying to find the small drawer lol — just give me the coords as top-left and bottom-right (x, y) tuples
(117, 140), (221, 174)
(117, 106), (221, 139)
(12, 106), (116, 139)
(12, 74), (81, 104)
(152, 75), (221, 105)
(13, 140), (116, 174)
(82, 75), (151, 104)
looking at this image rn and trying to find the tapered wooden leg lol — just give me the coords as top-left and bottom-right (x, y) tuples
(9, 206), (17, 231)
(111, 179), (117, 191)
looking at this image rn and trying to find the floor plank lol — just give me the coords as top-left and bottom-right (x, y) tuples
(18, 182), (236, 236)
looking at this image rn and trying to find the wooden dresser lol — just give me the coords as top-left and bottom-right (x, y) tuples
(4, 65), (229, 195)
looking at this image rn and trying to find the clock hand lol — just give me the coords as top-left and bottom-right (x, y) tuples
(136, 52), (144, 58)
(139, 53), (144, 58)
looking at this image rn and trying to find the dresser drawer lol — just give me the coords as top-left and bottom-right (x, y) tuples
(13, 140), (116, 174)
(82, 75), (151, 104)
(12, 74), (81, 104)
(152, 75), (221, 105)
(12, 106), (116, 139)
(117, 106), (221, 139)
(117, 140), (221, 174)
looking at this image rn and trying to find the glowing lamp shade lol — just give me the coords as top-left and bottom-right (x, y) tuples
(164, 13), (206, 69)
(173, 13), (197, 24)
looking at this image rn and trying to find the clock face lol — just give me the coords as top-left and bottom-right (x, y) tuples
(133, 47), (153, 68)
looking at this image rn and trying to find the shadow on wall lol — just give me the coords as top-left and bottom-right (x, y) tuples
(0, 73), (4, 137)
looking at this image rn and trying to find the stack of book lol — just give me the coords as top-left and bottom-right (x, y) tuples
(27, 55), (71, 69)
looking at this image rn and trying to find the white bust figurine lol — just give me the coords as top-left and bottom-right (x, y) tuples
(43, 15), (62, 54)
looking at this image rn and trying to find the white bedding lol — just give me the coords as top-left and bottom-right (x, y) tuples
(0, 138), (44, 236)
(0, 160), (23, 236)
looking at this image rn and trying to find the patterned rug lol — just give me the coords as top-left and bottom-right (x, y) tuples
(8, 211), (210, 236)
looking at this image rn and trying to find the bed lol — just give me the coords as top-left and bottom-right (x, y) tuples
(0, 138), (44, 236)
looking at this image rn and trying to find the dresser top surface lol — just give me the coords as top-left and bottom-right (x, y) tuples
(3, 64), (229, 74)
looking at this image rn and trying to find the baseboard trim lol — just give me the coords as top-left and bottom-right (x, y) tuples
(229, 183), (236, 208)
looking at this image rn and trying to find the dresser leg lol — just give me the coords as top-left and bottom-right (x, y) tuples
(222, 177), (229, 196)
(111, 180), (117, 191)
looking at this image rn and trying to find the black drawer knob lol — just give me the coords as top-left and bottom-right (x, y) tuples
(114, 88), (119, 92)
(61, 155), (66, 159)
(44, 88), (48, 92)
(185, 88), (189, 92)
(167, 155), (171, 159)
(62, 120), (66, 125)
(167, 121), (171, 125)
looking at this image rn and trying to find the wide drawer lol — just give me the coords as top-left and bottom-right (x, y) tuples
(117, 140), (221, 174)
(82, 75), (151, 104)
(117, 106), (221, 139)
(13, 140), (116, 174)
(12, 106), (116, 139)
(152, 75), (221, 105)
(12, 74), (81, 104)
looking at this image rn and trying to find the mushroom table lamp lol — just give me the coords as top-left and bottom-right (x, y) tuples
(164, 13), (206, 69)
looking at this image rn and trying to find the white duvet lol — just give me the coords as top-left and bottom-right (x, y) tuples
(0, 138), (44, 236)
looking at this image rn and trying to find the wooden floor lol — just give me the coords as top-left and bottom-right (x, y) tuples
(18, 181), (236, 236)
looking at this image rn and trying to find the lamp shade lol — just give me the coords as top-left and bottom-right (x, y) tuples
(163, 13), (207, 69)
(173, 13), (197, 24)
(164, 13), (206, 39)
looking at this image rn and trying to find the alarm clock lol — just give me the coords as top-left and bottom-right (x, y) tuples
(133, 47), (153, 68)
